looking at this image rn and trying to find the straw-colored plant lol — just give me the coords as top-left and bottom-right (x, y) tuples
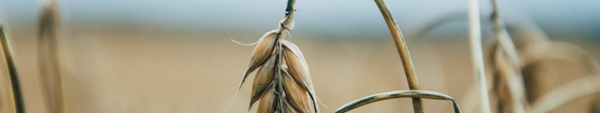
(0, 1), (64, 113)
(0, 22), (25, 113)
(3, 0), (596, 113)
(331, 0), (464, 113)
(515, 23), (600, 113)
(513, 17), (600, 111)
(488, 0), (529, 112)
(487, 1), (600, 112)
(467, 0), (492, 112)
(228, 0), (320, 112)
(38, 0), (66, 113)
(407, 0), (600, 112)
(226, 0), (467, 112)
(332, 90), (462, 113)
(374, 0), (426, 112)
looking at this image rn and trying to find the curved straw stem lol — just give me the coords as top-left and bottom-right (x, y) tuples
(0, 26), (25, 113)
(530, 75), (600, 113)
(491, 0), (519, 67)
(467, 0), (492, 113)
(331, 90), (462, 113)
(373, 0), (423, 113)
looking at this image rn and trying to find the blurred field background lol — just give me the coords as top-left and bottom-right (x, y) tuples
(0, 0), (598, 113)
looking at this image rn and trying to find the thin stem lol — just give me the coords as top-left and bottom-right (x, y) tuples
(332, 90), (462, 113)
(38, 2), (65, 113)
(467, 0), (492, 113)
(285, 0), (295, 15)
(491, 0), (529, 112)
(281, 0), (296, 27)
(491, 0), (519, 68)
(0, 26), (25, 113)
(373, 0), (423, 113)
(530, 75), (600, 113)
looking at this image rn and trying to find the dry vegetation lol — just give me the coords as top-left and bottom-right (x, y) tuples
(0, 0), (598, 113)
(0, 20), (24, 113)
(228, 0), (320, 112)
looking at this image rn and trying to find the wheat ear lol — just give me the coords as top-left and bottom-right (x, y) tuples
(229, 0), (320, 112)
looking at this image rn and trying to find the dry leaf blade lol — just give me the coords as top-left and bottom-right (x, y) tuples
(331, 90), (462, 113)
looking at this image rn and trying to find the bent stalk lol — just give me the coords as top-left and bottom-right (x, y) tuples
(373, 0), (423, 113)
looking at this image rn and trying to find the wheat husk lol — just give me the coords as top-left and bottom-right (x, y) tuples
(249, 55), (277, 109)
(231, 35), (318, 113)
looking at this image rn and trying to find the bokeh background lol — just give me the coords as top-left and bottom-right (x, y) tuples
(0, 0), (598, 113)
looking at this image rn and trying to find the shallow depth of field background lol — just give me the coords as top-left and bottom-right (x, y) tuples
(0, 0), (598, 113)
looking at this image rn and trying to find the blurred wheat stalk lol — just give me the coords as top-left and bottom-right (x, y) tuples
(38, 0), (66, 113)
(406, 0), (599, 112)
(467, 0), (493, 112)
(488, 0), (600, 113)
(0, 17), (25, 113)
(462, 0), (600, 112)
(489, 0), (529, 112)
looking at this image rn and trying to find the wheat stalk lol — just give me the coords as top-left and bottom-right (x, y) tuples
(491, 46), (529, 113)
(385, 0), (599, 112)
(333, 1), (470, 113)
(0, 23), (25, 113)
(228, 0), (320, 112)
(489, 0), (529, 112)
(373, 0), (424, 112)
(331, 90), (462, 113)
(38, 0), (65, 113)
(467, 0), (492, 112)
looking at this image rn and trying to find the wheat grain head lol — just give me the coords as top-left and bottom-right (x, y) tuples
(228, 0), (319, 111)
(230, 30), (319, 113)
